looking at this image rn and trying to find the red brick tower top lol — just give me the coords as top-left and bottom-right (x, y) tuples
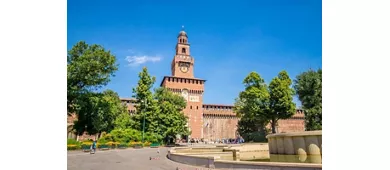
(171, 27), (194, 78)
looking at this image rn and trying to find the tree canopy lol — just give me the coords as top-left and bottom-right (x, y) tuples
(129, 67), (189, 143)
(268, 70), (296, 133)
(73, 90), (126, 135)
(131, 67), (158, 134)
(294, 69), (322, 130)
(67, 41), (118, 115)
(234, 72), (270, 137)
(154, 87), (190, 142)
(234, 70), (296, 136)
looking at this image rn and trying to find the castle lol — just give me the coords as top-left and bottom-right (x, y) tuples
(67, 29), (305, 141)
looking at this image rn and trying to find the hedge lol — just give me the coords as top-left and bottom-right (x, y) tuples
(67, 140), (155, 150)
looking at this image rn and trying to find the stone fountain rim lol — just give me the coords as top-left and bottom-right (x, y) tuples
(266, 130), (322, 138)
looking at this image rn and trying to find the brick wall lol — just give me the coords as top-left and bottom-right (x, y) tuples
(273, 109), (305, 133)
(202, 114), (239, 140)
(202, 104), (238, 140)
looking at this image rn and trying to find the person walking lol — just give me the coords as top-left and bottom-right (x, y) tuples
(90, 140), (97, 154)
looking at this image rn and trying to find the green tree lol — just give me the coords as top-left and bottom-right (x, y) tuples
(73, 90), (124, 136)
(294, 69), (322, 130)
(234, 72), (270, 138)
(268, 71), (296, 133)
(67, 41), (118, 115)
(131, 67), (159, 136)
(114, 109), (136, 130)
(107, 129), (142, 143)
(154, 87), (189, 143)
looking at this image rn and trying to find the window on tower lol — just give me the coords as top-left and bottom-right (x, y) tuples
(182, 48), (186, 54)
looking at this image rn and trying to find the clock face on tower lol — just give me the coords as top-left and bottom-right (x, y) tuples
(179, 62), (190, 73)
(180, 66), (188, 73)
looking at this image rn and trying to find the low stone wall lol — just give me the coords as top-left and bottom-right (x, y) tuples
(168, 146), (322, 170)
(168, 150), (215, 168)
(266, 131), (322, 156)
(228, 143), (268, 152)
(215, 160), (322, 170)
(174, 147), (224, 153)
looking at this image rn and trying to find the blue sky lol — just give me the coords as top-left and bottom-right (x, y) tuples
(68, 0), (322, 106)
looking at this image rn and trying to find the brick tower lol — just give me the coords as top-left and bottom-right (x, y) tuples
(160, 28), (206, 139)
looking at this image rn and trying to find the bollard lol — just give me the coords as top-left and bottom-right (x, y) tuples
(233, 149), (240, 161)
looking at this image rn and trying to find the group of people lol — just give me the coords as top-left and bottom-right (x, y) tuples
(211, 137), (245, 144)
(189, 138), (203, 143)
(178, 136), (245, 144)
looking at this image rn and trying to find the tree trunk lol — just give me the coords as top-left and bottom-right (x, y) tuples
(271, 119), (277, 134)
(96, 133), (101, 140)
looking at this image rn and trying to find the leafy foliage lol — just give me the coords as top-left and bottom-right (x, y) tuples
(68, 55), (189, 144)
(234, 71), (296, 135)
(103, 128), (142, 143)
(131, 67), (158, 134)
(67, 139), (82, 150)
(294, 69), (322, 130)
(114, 109), (136, 129)
(268, 71), (296, 133)
(129, 67), (189, 143)
(241, 131), (268, 143)
(67, 138), (81, 145)
(73, 90), (126, 135)
(99, 128), (162, 144)
(234, 72), (270, 136)
(67, 41), (118, 115)
(154, 87), (190, 143)
(144, 132), (163, 143)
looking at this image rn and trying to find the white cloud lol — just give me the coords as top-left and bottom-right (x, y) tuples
(125, 55), (162, 67)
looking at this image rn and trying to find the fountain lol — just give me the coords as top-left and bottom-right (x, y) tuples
(167, 140), (322, 169)
(266, 130), (322, 164)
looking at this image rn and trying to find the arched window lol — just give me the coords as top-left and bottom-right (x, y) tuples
(182, 48), (186, 54)
(180, 39), (182, 43)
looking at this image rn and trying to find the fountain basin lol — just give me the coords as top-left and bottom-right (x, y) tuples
(266, 131), (322, 164)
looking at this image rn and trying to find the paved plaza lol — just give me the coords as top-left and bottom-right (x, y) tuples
(67, 147), (212, 170)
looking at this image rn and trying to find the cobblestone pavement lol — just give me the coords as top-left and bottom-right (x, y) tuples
(67, 147), (215, 170)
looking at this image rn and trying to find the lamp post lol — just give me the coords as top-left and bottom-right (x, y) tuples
(141, 99), (147, 143)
